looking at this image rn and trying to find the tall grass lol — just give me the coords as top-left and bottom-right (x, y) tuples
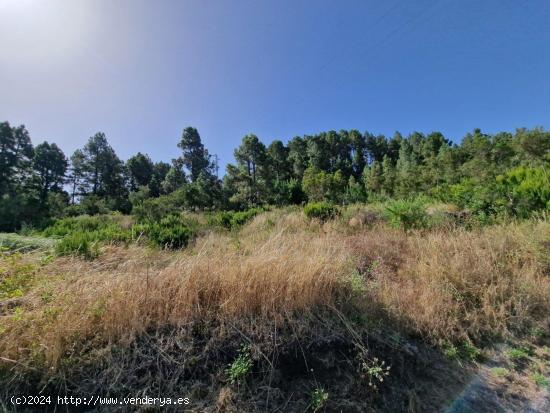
(349, 219), (550, 344)
(1, 210), (548, 370)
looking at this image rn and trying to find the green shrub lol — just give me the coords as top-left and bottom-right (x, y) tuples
(132, 194), (181, 223)
(44, 215), (111, 237)
(225, 344), (253, 384)
(384, 199), (428, 231)
(310, 388), (329, 412)
(208, 211), (233, 229)
(303, 202), (338, 221)
(532, 372), (550, 388)
(55, 232), (99, 259)
(134, 215), (194, 249)
(43, 215), (132, 244)
(78, 194), (110, 215)
(506, 346), (531, 361)
(230, 208), (263, 227)
(496, 166), (550, 218)
(208, 208), (264, 230)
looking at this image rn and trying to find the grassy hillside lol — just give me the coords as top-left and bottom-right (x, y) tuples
(0, 206), (549, 411)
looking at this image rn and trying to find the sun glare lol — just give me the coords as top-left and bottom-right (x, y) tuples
(0, 0), (95, 68)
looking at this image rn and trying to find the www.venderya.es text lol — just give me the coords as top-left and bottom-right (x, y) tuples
(10, 395), (190, 407)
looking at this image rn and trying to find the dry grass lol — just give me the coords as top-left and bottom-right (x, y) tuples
(350, 219), (550, 344)
(0, 214), (354, 366)
(0, 210), (549, 372)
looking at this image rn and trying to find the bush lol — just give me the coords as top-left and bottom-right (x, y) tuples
(55, 232), (99, 259)
(304, 202), (338, 221)
(132, 194), (181, 223)
(45, 215), (132, 259)
(42, 215), (131, 243)
(78, 195), (110, 216)
(208, 208), (264, 230)
(384, 199), (428, 231)
(496, 166), (550, 218)
(230, 208), (264, 227)
(134, 215), (194, 249)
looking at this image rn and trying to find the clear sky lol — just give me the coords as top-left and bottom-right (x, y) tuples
(1, 0), (549, 172)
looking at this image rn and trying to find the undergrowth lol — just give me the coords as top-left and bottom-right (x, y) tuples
(0, 207), (548, 411)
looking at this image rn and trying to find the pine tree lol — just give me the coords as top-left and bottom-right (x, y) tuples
(177, 127), (211, 182)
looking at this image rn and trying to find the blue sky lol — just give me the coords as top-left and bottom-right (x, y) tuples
(1, 0), (549, 172)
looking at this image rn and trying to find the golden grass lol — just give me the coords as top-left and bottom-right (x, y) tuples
(351, 220), (550, 343)
(1, 214), (354, 365)
(1, 211), (548, 369)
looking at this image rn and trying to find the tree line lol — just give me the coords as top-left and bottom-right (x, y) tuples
(1, 120), (548, 231)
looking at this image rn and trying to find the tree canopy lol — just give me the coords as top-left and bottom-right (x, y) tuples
(0, 120), (548, 231)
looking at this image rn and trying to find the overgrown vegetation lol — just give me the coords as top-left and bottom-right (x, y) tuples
(133, 215), (194, 249)
(1, 209), (548, 411)
(0, 233), (55, 253)
(55, 231), (100, 259)
(0, 119), (549, 411)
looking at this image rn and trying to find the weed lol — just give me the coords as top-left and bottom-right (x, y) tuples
(490, 367), (509, 378)
(91, 300), (107, 318)
(532, 373), (549, 388)
(461, 341), (482, 362)
(443, 343), (459, 360)
(41, 290), (53, 303)
(442, 341), (481, 362)
(507, 347), (531, 361)
(11, 306), (24, 321)
(225, 344), (253, 384)
(530, 326), (547, 339)
(348, 270), (365, 294)
(357, 350), (390, 390)
(0, 253), (36, 299)
(310, 388), (328, 412)
(43, 307), (59, 320)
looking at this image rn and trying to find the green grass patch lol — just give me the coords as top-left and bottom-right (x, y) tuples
(43, 215), (133, 258)
(490, 367), (509, 378)
(506, 346), (532, 361)
(0, 253), (37, 299)
(532, 373), (550, 388)
(0, 233), (56, 253)
(442, 341), (482, 362)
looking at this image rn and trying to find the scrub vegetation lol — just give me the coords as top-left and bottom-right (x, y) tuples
(0, 122), (549, 411)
